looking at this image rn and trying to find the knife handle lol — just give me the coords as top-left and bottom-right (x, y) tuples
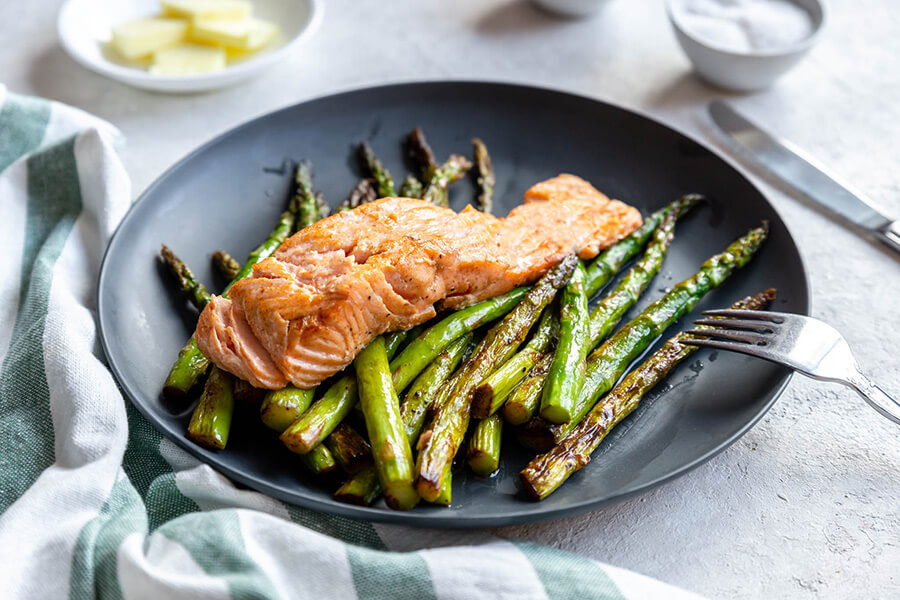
(877, 221), (900, 255)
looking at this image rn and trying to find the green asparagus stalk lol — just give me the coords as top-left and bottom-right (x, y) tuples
(399, 175), (424, 199)
(472, 138), (494, 213)
(335, 334), (474, 507)
(298, 445), (338, 475)
(586, 209), (681, 347)
(541, 262), (591, 424)
(502, 205), (686, 429)
(293, 161), (321, 231)
(280, 375), (357, 454)
(523, 223), (769, 450)
(390, 287), (529, 394)
(334, 467), (382, 506)
(469, 196), (699, 415)
(406, 127), (439, 182)
(211, 250), (241, 282)
(423, 154), (473, 208)
(502, 357), (552, 425)
(432, 471), (453, 506)
(521, 289), (776, 500)
(470, 308), (557, 418)
(356, 337), (419, 510)
(260, 387), (315, 432)
(324, 423), (373, 475)
(467, 414), (502, 476)
(359, 142), (396, 198)
(186, 366), (235, 450)
(160, 245), (211, 311)
(163, 207), (296, 397)
(279, 329), (409, 454)
(257, 384), (338, 475)
(583, 194), (702, 295)
(400, 334), (473, 441)
(339, 178), (377, 212)
(415, 255), (577, 501)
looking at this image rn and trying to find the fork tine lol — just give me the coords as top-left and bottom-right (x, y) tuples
(693, 317), (777, 332)
(685, 328), (770, 345)
(701, 309), (784, 323)
(680, 337), (760, 353)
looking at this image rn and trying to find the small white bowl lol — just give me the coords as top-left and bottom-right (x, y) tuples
(667, 0), (825, 92)
(532, 0), (614, 18)
(57, 0), (322, 93)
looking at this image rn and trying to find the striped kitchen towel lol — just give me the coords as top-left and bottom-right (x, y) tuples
(0, 86), (703, 600)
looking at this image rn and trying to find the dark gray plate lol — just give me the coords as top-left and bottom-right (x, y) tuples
(98, 81), (809, 527)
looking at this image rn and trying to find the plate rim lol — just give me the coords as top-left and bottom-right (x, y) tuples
(97, 80), (810, 527)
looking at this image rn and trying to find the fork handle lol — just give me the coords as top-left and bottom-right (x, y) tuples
(846, 372), (900, 425)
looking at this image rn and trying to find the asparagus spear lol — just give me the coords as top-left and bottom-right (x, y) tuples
(334, 467), (382, 506)
(293, 160), (322, 231)
(523, 223), (769, 450)
(587, 209), (682, 347)
(334, 334), (474, 507)
(471, 308), (557, 418)
(584, 194), (702, 295)
(400, 334), (474, 441)
(301, 445), (339, 476)
(211, 250), (241, 282)
(390, 287), (529, 395)
(415, 255), (577, 501)
(186, 366), (234, 450)
(399, 175), (424, 199)
(541, 262), (591, 424)
(339, 178), (378, 212)
(280, 375), (356, 454)
(521, 289), (776, 500)
(471, 196), (700, 416)
(495, 205), (688, 426)
(359, 142), (396, 198)
(423, 154), (473, 208)
(163, 207), (296, 397)
(258, 384), (338, 474)
(467, 414), (502, 476)
(472, 138), (494, 213)
(502, 357), (552, 425)
(324, 423), (373, 475)
(432, 471), (453, 506)
(160, 244), (211, 311)
(356, 337), (419, 510)
(405, 127), (439, 182)
(260, 387), (315, 432)
(279, 330), (408, 454)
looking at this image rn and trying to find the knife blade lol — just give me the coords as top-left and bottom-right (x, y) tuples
(709, 100), (900, 255)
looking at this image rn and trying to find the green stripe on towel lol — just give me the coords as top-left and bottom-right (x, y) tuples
(0, 136), (83, 510)
(0, 92), (52, 173)
(515, 541), (626, 600)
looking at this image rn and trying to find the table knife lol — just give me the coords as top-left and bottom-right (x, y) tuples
(709, 101), (900, 255)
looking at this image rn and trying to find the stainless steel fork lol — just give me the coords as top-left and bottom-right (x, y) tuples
(682, 310), (900, 425)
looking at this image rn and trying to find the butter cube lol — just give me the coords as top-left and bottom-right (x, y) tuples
(162, 0), (252, 21)
(149, 43), (226, 75)
(190, 17), (278, 51)
(111, 17), (188, 61)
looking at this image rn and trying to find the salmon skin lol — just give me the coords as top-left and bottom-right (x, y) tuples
(195, 174), (642, 389)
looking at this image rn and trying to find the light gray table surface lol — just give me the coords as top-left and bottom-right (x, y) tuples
(3, 1), (898, 598)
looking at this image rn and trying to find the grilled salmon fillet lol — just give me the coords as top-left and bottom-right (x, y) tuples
(195, 174), (642, 389)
